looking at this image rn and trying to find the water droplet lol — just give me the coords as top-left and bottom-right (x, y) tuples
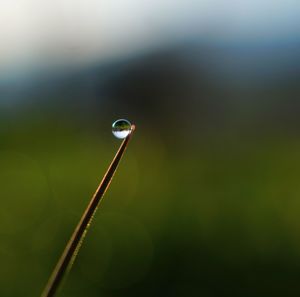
(112, 119), (132, 139)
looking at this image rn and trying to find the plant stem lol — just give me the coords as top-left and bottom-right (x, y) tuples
(41, 125), (135, 297)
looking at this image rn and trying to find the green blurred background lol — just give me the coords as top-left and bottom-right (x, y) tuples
(0, 1), (300, 296)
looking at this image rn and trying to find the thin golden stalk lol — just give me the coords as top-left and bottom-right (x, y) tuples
(41, 125), (136, 297)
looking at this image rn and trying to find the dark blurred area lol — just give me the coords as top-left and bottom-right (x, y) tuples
(1, 1), (300, 297)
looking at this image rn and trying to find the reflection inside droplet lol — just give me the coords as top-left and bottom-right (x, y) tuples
(112, 119), (132, 139)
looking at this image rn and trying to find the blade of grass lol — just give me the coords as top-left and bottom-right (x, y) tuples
(41, 125), (136, 297)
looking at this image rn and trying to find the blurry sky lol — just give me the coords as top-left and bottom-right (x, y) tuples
(0, 0), (299, 76)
